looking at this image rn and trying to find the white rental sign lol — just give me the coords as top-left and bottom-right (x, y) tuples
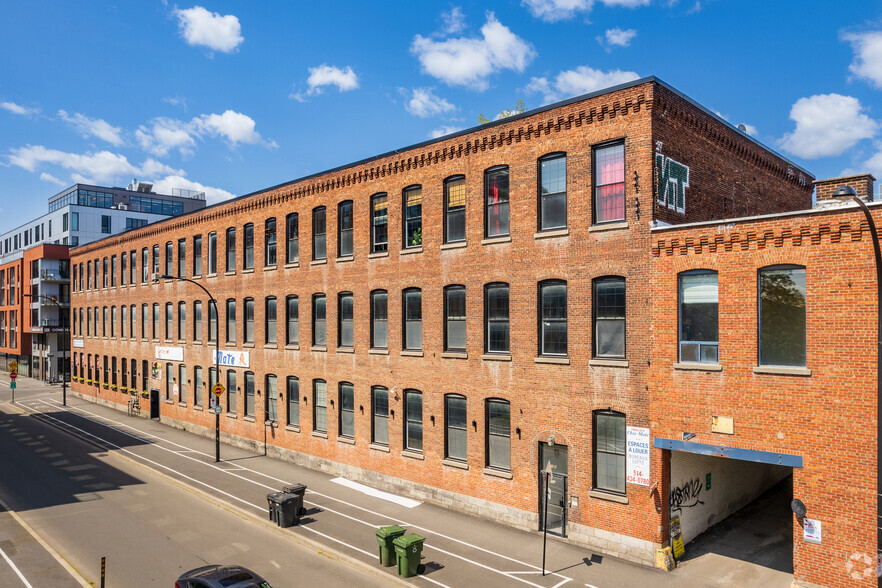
(214, 350), (250, 368)
(155, 346), (184, 362)
(626, 426), (651, 486)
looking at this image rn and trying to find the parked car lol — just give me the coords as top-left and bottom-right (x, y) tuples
(176, 565), (272, 588)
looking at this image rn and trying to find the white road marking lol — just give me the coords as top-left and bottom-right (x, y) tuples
(0, 541), (33, 588)
(331, 477), (422, 508)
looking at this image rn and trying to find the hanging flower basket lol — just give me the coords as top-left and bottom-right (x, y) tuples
(140, 391), (149, 398)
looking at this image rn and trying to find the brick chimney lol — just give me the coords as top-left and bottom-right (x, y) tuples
(813, 173), (876, 202)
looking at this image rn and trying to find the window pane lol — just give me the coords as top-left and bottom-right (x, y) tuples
(445, 178), (466, 242)
(339, 202), (353, 257)
(313, 208), (326, 260)
(404, 290), (422, 350)
(679, 272), (719, 363)
(287, 377), (299, 426)
(760, 266), (806, 366)
(372, 195), (388, 252)
(594, 144), (625, 223)
(594, 412), (626, 493)
(406, 392), (422, 451)
(485, 168), (509, 238)
(373, 387), (389, 445)
(371, 292), (387, 348)
(286, 214), (299, 264)
(487, 401), (510, 470)
(405, 187), (422, 247)
(313, 295), (326, 346)
(446, 396), (467, 461)
(594, 279), (625, 358)
(267, 376), (277, 421)
(340, 383), (354, 437)
(287, 296), (298, 345)
(314, 380), (327, 432)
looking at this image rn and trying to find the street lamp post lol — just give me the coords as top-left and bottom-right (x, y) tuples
(23, 293), (67, 406)
(157, 274), (221, 462)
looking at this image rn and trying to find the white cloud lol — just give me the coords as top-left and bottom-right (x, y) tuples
(430, 125), (463, 138)
(195, 110), (265, 145)
(39, 172), (65, 186)
(152, 175), (235, 205)
(599, 28), (637, 49)
(412, 13), (535, 91)
(173, 6), (243, 53)
(291, 65), (359, 101)
(136, 110), (273, 156)
(522, 0), (649, 22)
(406, 88), (456, 117)
(7, 145), (186, 185)
(842, 30), (882, 89)
(57, 110), (124, 146)
(526, 66), (639, 105)
(1, 101), (39, 117)
(778, 94), (879, 159)
(163, 96), (189, 111)
(136, 117), (198, 157)
(442, 7), (466, 34)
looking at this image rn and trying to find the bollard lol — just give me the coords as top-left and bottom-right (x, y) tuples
(100, 556), (106, 588)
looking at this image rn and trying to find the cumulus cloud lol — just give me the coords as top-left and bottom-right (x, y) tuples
(1, 101), (39, 117)
(57, 110), (124, 146)
(291, 65), (359, 101)
(842, 30), (882, 89)
(136, 110), (273, 157)
(152, 175), (235, 205)
(778, 94), (879, 159)
(411, 12), (535, 91)
(598, 28), (637, 50)
(163, 95), (189, 110)
(40, 172), (65, 186)
(526, 66), (639, 105)
(174, 6), (243, 53)
(522, 0), (649, 22)
(195, 110), (266, 145)
(136, 117), (198, 157)
(405, 88), (456, 117)
(7, 145), (183, 185)
(430, 125), (463, 138)
(442, 7), (466, 34)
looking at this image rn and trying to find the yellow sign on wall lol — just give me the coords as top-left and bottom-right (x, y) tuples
(671, 515), (686, 559)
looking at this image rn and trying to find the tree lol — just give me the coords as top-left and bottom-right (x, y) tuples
(478, 100), (526, 124)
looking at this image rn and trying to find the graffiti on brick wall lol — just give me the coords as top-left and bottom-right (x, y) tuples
(670, 477), (704, 511)
(656, 153), (689, 214)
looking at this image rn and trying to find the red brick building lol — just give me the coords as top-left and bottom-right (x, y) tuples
(71, 77), (844, 577)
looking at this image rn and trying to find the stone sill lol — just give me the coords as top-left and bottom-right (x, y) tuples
(535, 356), (570, 365)
(442, 458), (469, 470)
(242, 269), (254, 274)
(481, 235), (511, 246)
(483, 467), (513, 480)
(482, 353), (512, 362)
(310, 259), (327, 266)
(284, 263), (299, 269)
(285, 344), (300, 351)
(285, 424), (300, 433)
(226, 413), (238, 419)
(336, 347), (354, 354)
(589, 489), (629, 504)
(589, 359), (629, 368)
(674, 362), (722, 372)
(440, 241), (467, 251)
(310, 345), (327, 352)
(243, 416), (255, 423)
(337, 436), (355, 445)
(400, 247), (422, 256)
(753, 366), (812, 377)
(311, 431), (328, 439)
(336, 256), (354, 264)
(224, 271), (236, 277)
(264, 344), (278, 350)
(368, 348), (390, 355)
(369, 443), (390, 453)
(401, 350), (424, 357)
(243, 343), (255, 348)
(206, 273), (218, 278)
(367, 251), (389, 259)
(193, 406), (203, 411)
(401, 450), (425, 461)
(263, 265), (277, 272)
(534, 228), (569, 239)
(442, 352), (467, 359)
(588, 221), (629, 233)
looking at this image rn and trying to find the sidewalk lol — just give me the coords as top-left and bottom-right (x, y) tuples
(11, 383), (792, 588)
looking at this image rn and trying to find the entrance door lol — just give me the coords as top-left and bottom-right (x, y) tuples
(149, 388), (160, 419)
(142, 360), (148, 393)
(539, 444), (568, 536)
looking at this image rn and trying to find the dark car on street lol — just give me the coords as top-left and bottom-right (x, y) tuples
(175, 564), (272, 588)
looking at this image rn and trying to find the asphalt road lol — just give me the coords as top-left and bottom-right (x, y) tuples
(0, 379), (393, 587)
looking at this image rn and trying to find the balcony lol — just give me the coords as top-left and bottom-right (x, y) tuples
(29, 318), (69, 333)
(40, 269), (69, 282)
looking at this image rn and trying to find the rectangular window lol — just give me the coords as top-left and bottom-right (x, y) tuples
(286, 295), (299, 346)
(63, 213), (68, 231)
(177, 301), (186, 341)
(371, 194), (388, 253)
(405, 390), (423, 452)
(225, 228), (236, 272)
(244, 298), (254, 344)
(313, 380), (327, 433)
(111, 255), (117, 287)
(593, 410), (626, 494)
(444, 286), (466, 352)
(265, 218), (277, 266)
(178, 364), (187, 406)
(102, 257), (108, 288)
(338, 202), (353, 258)
(404, 186), (422, 248)
(679, 271), (719, 363)
(209, 301), (217, 343)
(540, 281), (567, 356)
(103, 306), (108, 337)
(152, 245), (159, 276)
(110, 306), (117, 338)
(244, 372), (255, 417)
(226, 299), (236, 344)
(192, 300), (203, 342)
(194, 366), (203, 408)
(121, 305), (127, 338)
(312, 294), (326, 346)
(484, 167), (510, 238)
(593, 277), (625, 359)
(485, 283), (510, 353)
(593, 142), (625, 224)
(372, 386), (389, 445)
(370, 290), (388, 349)
(101, 215), (111, 234)
(152, 303), (159, 340)
(193, 235), (202, 277)
(142, 304), (148, 339)
(120, 253), (126, 286)
(759, 265), (807, 367)
(208, 232), (217, 274)
(338, 292), (353, 348)
(141, 248), (148, 283)
(165, 302), (173, 340)
(265, 297), (277, 345)
(539, 154), (567, 231)
(226, 370), (237, 414)
(165, 241), (173, 276)
(286, 213), (299, 264)
(72, 212), (79, 231)
(487, 400), (510, 471)
(403, 288), (422, 350)
(178, 239), (186, 278)
(287, 377), (299, 427)
(445, 177), (466, 243)
(244, 223), (254, 270)
(445, 395), (467, 461)
(339, 382), (354, 438)
(312, 207), (326, 260)
(130, 305), (136, 340)
(165, 362), (172, 400)
(266, 375), (278, 421)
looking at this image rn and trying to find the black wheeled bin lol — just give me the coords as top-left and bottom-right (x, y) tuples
(282, 483), (307, 516)
(375, 525), (406, 567)
(393, 533), (425, 577)
(266, 491), (300, 528)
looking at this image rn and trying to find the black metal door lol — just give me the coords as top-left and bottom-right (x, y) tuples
(149, 388), (160, 418)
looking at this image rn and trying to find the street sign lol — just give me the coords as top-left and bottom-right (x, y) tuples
(9, 373), (16, 381)
(9, 361), (18, 373)
(212, 383), (225, 396)
(9, 382), (15, 389)
(213, 405), (222, 415)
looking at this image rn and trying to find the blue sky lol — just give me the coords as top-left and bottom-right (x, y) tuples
(1, 1), (881, 233)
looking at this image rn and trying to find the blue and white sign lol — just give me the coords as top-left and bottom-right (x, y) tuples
(214, 350), (250, 368)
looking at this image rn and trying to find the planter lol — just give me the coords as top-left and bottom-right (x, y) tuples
(111, 385), (118, 391)
(140, 391), (149, 398)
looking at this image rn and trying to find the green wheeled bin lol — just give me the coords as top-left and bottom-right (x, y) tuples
(375, 525), (406, 567)
(393, 533), (425, 578)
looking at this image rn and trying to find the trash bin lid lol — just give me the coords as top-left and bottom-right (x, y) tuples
(279, 493), (298, 504)
(376, 525), (406, 538)
(283, 483), (307, 493)
(266, 491), (285, 502)
(393, 533), (425, 547)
